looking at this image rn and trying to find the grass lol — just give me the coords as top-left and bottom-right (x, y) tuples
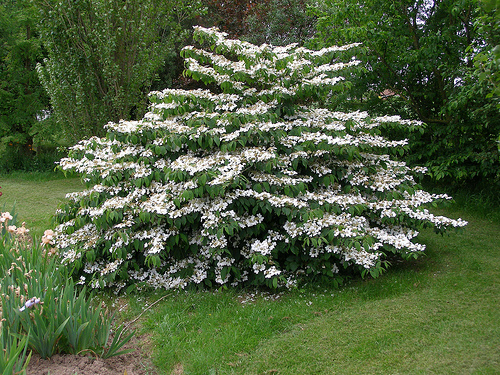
(128, 210), (500, 374)
(233, 216), (500, 374)
(0, 171), (84, 238)
(2, 172), (499, 374)
(126, 211), (499, 375)
(425, 180), (500, 223)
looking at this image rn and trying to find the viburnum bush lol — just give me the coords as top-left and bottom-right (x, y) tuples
(53, 26), (467, 291)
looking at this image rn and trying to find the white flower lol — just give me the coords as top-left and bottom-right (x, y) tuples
(264, 266), (281, 278)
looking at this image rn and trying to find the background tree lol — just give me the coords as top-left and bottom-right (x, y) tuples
(0, 0), (50, 171)
(311, 0), (500, 184)
(202, 0), (316, 45)
(244, 0), (317, 46)
(203, 0), (252, 38)
(472, 0), (500, 106)
(34, 0), (204, 143)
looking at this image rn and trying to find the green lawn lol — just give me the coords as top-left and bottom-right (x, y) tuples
(128, 210), (499, 375)
(1, 173), (499, 374)
(0, 172), (84, 238)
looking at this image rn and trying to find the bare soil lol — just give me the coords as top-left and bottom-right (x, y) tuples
(26, 331), (157, 375)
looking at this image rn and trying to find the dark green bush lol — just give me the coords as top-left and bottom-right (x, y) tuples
(0, 144), (67, 173)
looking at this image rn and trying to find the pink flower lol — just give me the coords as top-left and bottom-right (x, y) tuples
(7, 225), (17, 233)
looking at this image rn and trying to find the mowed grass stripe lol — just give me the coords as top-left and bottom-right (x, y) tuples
(228, 215), (500, 375)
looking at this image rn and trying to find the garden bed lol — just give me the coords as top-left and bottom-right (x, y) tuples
(26, 330), (156, 375)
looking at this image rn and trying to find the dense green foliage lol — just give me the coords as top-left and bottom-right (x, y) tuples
(203, 0), (316, 46)
(1, 0), (498, 186)
(312, 0), (500, 183)
(0, 0), (51, 172)
(472, 0), (500, 106)
(0, 0), (204, 172)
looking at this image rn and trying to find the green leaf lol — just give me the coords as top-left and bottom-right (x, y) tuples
(272, 277), (278, 288)
(199, 173), (208, 186)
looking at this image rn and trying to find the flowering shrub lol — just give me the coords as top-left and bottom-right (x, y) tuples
(54, 26), (467, 291)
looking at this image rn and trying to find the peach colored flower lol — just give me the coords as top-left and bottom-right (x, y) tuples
(44, 229), (54, 237)
(41, 229), (55, 245)
(16, 224), (29, 235)
(1, 212), (13, 223)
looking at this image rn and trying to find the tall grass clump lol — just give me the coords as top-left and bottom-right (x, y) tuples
(0, 209), (134, 367)
(53, 26), (466, 292)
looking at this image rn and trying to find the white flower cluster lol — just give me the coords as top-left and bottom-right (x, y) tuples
(53, 26), (466, 291)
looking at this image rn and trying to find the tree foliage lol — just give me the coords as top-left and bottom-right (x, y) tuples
(34, 0), (204, 143)
(203, 0), (251, 38)
(202, 0), (316, 46)
(245, 0), (317, 46)
(472, 0), (500, 107)
(53, 27), (466, 291)
(311, 0), (500, 183)
(0, 0), (49, 169)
